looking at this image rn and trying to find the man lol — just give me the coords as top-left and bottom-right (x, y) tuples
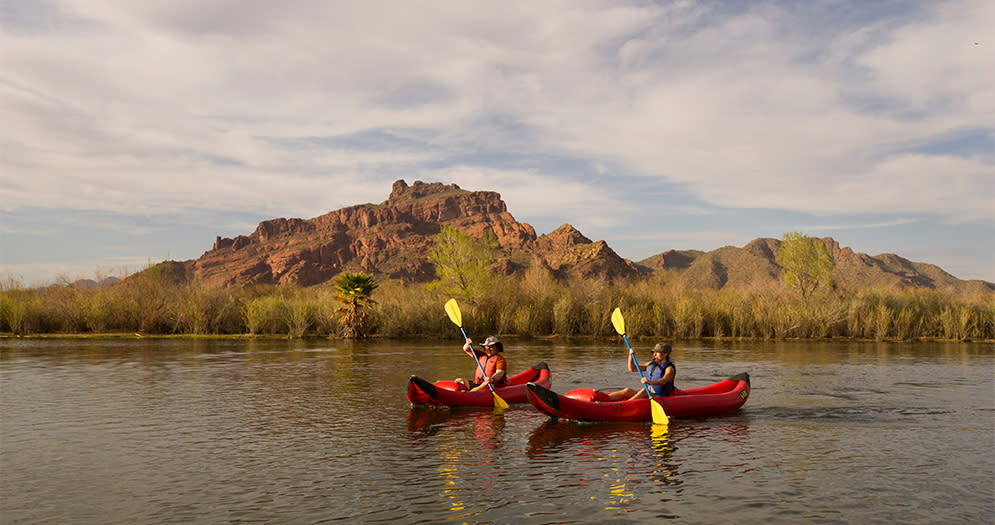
(454, 336), (508, 392)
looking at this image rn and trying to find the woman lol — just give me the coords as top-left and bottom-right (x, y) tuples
(606, 342), (676, 401)
(454, 336), (508, 392)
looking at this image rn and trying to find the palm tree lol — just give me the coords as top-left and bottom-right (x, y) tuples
(333, 272), (378, 338)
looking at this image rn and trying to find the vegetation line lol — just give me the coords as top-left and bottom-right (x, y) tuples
(2, 231), (992, 341)
(1, 269), (991, 342)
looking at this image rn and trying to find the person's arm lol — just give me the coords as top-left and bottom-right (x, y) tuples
(490, 356), (506, 381)
(661, 364), (675, 385)
(642, 365), (675, 386)
(462, 338), (482, 358)
(627, 349), (641, 372)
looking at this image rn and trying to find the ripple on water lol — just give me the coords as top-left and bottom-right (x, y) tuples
(2, 340), (992, 523)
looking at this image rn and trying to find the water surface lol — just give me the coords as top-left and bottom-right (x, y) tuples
(2, 338), (992, 523)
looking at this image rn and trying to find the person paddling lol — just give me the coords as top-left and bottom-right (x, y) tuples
(454, 336), (508, 392)
(605, 343), (676, 401)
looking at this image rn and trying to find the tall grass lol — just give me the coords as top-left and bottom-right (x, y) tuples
(1, 270), (992, 341)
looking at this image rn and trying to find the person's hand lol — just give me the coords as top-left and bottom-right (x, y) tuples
(628, 348), (634, 354)
(641, 378), (649, 384)
(482, 376), (491, 384)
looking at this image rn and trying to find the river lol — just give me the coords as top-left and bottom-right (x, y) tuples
(1, 338), (992, 523)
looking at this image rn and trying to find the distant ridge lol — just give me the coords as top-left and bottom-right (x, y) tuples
(65, 276), (120, 290)
(158, 179), (990, 295)
(639, 238), (993, 296)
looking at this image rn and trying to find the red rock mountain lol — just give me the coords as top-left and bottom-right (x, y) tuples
(193, 180), (541, 286)
(533, 224), (637, 280)
(181, 179), (992, 295)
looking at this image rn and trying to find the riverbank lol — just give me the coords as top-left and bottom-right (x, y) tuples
(3, 332), (992, 345)
(2, 273), (992, 340)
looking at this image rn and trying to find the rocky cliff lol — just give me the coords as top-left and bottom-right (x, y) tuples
(532, 224), (639, 280)
(180, 178), (992, 295)
(192, 180), (540, 286)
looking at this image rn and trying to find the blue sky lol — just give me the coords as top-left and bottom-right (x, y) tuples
(1, 0), (993, 286)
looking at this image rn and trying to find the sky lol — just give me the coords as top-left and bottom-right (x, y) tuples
(1, 0), (993, 286)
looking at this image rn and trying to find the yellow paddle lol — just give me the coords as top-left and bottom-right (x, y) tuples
(611, 307), (669, 425)
(444, 299), (509, 412)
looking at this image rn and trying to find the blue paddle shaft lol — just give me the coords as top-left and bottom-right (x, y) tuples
(459, 326), (498, 395)
(623, 333), (657, 400)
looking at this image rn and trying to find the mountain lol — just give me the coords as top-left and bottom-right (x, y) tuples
(48, 276), (121, 290)
(638, 238), (994, 295)
(192, 180), (527, 286)
(171, 179), (990, 295)
(533, 224), (638, 280)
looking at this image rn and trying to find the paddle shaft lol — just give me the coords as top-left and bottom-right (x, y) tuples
(622, 333), (659, 400)
(458, 326), (500, 396)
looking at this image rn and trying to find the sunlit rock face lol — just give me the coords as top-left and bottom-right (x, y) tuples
(173, 178), (992, 295)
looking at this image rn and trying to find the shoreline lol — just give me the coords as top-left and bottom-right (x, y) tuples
(2, 332), (992, 344)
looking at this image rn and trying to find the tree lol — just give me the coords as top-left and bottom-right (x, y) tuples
(333, 272), (378, 338)
(775, 232), (836, 299)
(429, 225), (499, 301)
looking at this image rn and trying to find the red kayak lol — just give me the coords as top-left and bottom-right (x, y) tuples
(408, 362), (551, 408)
(526, 372), (750, 422)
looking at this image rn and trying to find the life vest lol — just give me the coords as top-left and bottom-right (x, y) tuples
(474, 354), (508, 386)
(646, 360), (675, 397)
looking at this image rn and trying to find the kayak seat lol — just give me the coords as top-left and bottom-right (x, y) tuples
(563, 388), (610, 403)
(516, 362), (550, 384)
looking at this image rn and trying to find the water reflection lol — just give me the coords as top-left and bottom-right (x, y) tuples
(649, 424), (680, 486)
(406, 407), (508, 518)
(4, 339), (990, 523)
(670, 419), (753, 483)
(525, 420), (685, 510)
(439, 443), (466, 514)
(406, 407), (505, 441)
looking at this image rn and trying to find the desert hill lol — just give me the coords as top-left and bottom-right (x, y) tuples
(169, 179), (991, 295)
(192, 180), (534, 286)
(639, 238), (993, 296)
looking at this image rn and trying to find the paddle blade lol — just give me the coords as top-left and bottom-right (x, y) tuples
(651, 399), (670, 425)
(444, 298), (462, 327)
(610, 307), (626, 335)
(492, 392), (509, 413)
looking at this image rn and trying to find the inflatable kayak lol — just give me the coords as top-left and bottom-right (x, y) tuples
(526, 372), (749, 422)
(408, 362), (551, 408)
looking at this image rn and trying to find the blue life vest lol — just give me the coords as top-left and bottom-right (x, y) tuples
(646, 360), (675, 397)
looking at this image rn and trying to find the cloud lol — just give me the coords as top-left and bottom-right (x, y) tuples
(856, 1), (994, 113)
(529, 1), (994, 221)
(422, 166), (632, 232)
(0, 261), (138, 287)
(804, 218), (920, 231)
(1, 0), (992, 283)
(4, 1), (991, 218)
(619, 230), (755, 246)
